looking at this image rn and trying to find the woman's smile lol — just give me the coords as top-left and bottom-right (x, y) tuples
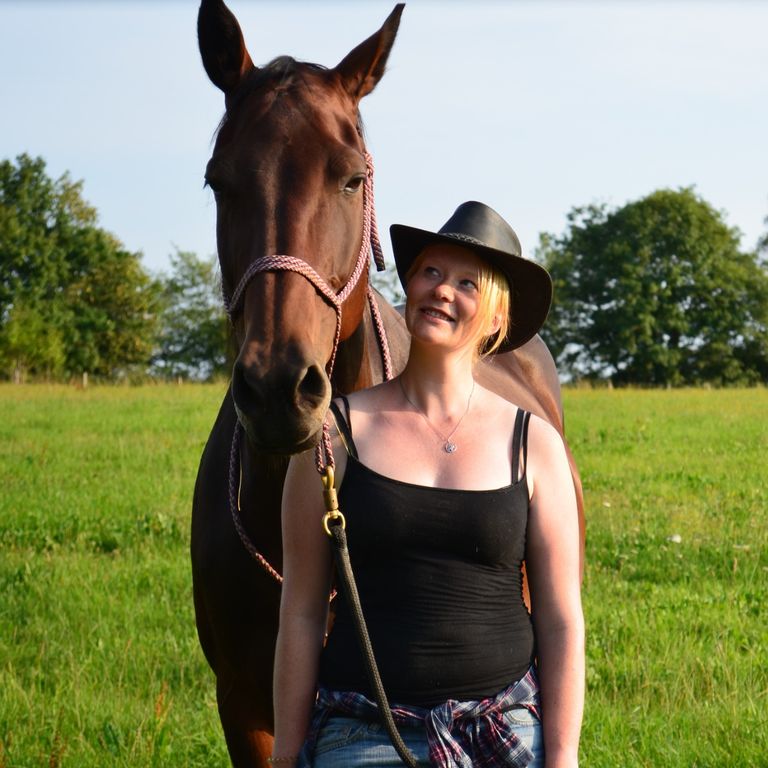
(421, 306), (455, 323)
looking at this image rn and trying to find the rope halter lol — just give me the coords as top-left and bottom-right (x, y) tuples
(225, 150), (394, 582)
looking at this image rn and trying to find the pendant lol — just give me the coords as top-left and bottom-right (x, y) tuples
(443, 441), (457, 454)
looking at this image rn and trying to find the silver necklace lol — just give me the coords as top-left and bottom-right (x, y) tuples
(398, 376), (475, 454)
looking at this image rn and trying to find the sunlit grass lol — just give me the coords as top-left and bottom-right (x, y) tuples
(565, 387), (768, 767)
(0, 383), (229, 767)
(1, 384), (766, 766)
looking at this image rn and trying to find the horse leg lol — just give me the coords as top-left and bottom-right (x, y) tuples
(192, 395), (284, 768)
(217, 674), (274, 768)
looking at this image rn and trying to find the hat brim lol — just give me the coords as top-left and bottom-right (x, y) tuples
(390, 224), (553, 352)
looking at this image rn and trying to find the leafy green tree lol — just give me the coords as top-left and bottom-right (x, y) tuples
(152, 249), (230, 380)
(370, 265), (405, 306)
(758, 207), (768, 260)
(61, 227), (161, 377)
(538, 188), (768, 385)
(0, 298), (66, 381)
(0, 154), (159, 380)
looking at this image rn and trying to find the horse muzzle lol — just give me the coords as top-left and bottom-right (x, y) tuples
(231, 355), (330, 454)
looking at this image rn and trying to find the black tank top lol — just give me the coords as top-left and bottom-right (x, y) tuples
(318, 398), (535, 707)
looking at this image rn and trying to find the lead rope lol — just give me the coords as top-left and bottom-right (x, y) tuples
(321, 467), (419, 768)
(226, 151), (393, 581)
(314, 162), (413, 761)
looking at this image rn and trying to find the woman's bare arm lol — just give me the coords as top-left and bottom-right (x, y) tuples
(272, 445), (341, 759)
(526, 416), (585, 768)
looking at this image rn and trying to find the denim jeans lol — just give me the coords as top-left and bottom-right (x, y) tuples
(304, 705), (543, 768)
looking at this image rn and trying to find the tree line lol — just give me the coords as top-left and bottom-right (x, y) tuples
(0, 154), (228, 383)
(2, 153), (767, 385)
(538, 190), (768, 385)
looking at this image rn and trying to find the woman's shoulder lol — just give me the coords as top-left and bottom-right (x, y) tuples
(328, 382), (396, 445)
(526, 410), (564, 443)
(338, 380), (396, 414)
(476, 389), (563, 451)
(474, 384), (520, 422)
(525, 411), (569, 473)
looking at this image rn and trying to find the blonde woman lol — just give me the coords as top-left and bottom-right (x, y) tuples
(273, 202), (584, 768)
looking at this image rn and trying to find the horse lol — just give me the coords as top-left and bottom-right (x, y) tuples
(193, 2), (584, 766)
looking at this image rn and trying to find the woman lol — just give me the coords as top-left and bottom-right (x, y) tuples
(272, 202), (584, 767)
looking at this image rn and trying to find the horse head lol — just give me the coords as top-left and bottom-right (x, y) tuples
(198, 0), (403, 454)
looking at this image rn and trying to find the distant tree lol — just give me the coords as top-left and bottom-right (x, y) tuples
(1, 298), (66, 381)
(152, 249), (230, 380)
(61, 227), (161, 377)
(538, 188), (768, 385)
(0, 154), (93, 319)
(370, 265), (405, 306)
(758, 206), (768, 260)
(0, 154), (159, 380)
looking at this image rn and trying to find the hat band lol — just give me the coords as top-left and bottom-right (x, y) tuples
(440, 232), (487, 248)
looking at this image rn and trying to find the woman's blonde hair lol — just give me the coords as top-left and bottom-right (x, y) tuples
(474, 262), (511, 359)
(405, 253), (511, 360)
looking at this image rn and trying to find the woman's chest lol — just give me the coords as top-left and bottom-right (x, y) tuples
(340, 463), (528, 568)
(351, 413), (518, 491)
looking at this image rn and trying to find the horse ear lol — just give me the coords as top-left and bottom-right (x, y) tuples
(333, 3), (404, 102)
(198, 0), (256, 94)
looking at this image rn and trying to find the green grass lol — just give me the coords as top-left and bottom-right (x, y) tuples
(1, 384), (766, 766)
(0, 383), (230, 767)
(564, 388), (768, 767)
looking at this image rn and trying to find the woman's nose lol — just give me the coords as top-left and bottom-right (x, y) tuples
(433, 281), (453, 301)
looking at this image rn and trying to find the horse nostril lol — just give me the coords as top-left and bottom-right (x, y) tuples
(297, 364), (327, 404)
(232, 361), (266, 411)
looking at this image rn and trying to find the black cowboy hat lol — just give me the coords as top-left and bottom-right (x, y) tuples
(390, 201), (553, 352)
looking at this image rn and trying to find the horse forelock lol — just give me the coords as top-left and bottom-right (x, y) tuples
(214, 57), (336, 138)
(212, 61), (370, 163)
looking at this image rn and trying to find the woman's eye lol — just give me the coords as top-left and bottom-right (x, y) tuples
(460, 279), (478, 290)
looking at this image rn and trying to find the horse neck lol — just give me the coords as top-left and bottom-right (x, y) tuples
(332, 299), (380, 395)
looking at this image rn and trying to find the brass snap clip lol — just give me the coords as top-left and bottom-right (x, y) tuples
(321, 465), (346, 536)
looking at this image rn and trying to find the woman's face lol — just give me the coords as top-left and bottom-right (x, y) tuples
(405, 244), (496, 354)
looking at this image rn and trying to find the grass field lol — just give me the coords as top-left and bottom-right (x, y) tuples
(1, 384), (766, 767)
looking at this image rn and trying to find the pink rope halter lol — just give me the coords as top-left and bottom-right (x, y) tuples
(226, 151), (394, 582)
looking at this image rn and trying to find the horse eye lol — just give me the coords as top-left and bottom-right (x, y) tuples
(204, 163), (229, 195)
(342, 174), (365, 194)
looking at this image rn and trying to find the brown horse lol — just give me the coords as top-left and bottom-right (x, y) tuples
(193, 2), (584, 766)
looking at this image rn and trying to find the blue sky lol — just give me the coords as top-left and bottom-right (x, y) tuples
(2, 1), (767, 276)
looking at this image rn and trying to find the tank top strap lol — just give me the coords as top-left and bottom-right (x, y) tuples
(511, 408), (532, 483)
(328, 395), (359, 460)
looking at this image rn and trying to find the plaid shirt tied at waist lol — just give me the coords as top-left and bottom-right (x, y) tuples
(303, 665), (540, 768)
